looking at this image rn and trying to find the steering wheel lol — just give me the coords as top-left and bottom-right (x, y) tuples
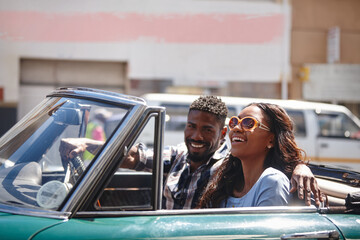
(64, 153), (86, 184)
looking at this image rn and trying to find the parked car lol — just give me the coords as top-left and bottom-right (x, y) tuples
(0, 88), (359, 239)
(142, 93), (360, 172)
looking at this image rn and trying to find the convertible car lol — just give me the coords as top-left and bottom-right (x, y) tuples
(0, 88), (359, 239)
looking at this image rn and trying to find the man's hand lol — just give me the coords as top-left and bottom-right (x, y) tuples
(120, 145), (139, 169)
(59, 138), (103, 160)
(290, 164), (324, 207)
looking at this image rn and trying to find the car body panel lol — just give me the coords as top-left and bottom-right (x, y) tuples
(32, 212), (341, 240)
(325, 214), (360, 240)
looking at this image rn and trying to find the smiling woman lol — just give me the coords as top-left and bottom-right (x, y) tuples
(199, 102), (306, 208)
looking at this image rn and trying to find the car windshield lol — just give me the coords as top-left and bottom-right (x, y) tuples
(0, 96), (129, 210)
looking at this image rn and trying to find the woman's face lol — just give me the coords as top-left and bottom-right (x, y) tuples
(229, 105), (274, 161)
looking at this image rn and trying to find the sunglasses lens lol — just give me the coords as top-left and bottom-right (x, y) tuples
(241, 117), (256, 131)
(229, 117), (238, 129)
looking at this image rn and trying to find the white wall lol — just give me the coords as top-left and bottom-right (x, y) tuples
(0, 0), (291, 102)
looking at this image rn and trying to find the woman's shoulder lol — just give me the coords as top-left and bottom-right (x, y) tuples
(260, 167), (289, 184)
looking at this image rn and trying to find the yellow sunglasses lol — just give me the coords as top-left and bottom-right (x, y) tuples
(228, 116), (271, 132)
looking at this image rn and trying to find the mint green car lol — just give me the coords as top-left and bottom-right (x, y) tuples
(0, 88), (359, 240)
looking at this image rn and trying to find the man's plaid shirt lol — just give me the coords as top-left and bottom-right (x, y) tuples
(137, 142), (229, 209)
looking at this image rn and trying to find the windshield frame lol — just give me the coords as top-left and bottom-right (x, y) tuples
(0, 88), (148, 218)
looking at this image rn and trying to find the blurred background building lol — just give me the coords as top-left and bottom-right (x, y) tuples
(0, 0), (359, 135)
(291, 0), (360, 118)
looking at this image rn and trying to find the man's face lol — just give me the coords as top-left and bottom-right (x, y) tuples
(184, 110), (226, 163)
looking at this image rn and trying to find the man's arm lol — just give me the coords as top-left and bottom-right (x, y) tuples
(121, 143), (181, 172)
(120, 143), (150, 170)
(290, 164), (324, 207)
(60, 138), (104, 160)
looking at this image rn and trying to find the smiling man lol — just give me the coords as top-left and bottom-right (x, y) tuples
(160, 96), (229, 209)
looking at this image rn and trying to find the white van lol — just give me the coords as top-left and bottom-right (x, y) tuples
(142, 93), (360, 172)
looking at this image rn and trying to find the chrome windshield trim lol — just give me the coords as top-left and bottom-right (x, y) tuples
(152, 107), (165, 210)
(48, 87), (146, 106)
(0, 204), (70, 220)
(75, 206), (318, 218)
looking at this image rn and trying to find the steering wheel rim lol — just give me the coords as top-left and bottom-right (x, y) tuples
(64, 153), (86, 184)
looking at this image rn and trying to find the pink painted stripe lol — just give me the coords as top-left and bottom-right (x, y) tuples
(0, 11), (283, 43)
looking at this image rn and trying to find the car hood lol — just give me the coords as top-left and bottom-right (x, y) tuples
(0, 211), (66, 239)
